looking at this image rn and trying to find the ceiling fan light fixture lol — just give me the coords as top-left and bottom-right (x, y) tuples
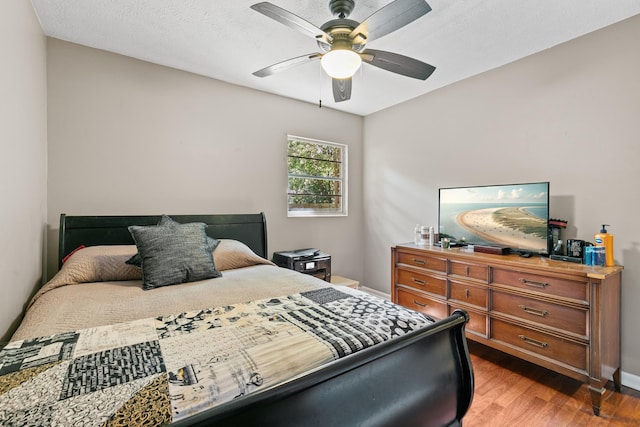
(321, 49), (362, 79)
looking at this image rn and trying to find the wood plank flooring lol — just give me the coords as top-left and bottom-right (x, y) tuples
(464, 341), (640, 426)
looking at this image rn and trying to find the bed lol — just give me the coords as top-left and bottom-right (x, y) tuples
(1, 213), (474, 427)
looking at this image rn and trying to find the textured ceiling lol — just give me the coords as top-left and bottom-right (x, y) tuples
(31, 0), (640, 116)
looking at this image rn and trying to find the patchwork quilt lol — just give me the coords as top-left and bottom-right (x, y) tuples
(0, 287), (433, 426)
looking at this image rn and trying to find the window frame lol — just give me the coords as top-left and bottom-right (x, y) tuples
(286, 135), (348, 218)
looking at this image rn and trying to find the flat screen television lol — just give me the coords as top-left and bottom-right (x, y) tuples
(438, 182), (550, 255)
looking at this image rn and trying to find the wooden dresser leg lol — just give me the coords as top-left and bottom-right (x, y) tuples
(613, 367), (622, 392)
(588, 385), (604, 416)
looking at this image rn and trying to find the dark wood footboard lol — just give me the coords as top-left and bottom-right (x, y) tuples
(176, 309), (474, 427)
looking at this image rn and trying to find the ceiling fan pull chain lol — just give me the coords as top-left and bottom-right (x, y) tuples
(319, 63), (323, 108)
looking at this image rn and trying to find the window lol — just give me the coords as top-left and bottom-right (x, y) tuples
(287, 135), (347, 217)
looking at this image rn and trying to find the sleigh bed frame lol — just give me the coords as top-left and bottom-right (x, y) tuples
(54, 212), (474, 427)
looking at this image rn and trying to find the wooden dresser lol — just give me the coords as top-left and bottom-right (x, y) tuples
(391, 243), (622, 416)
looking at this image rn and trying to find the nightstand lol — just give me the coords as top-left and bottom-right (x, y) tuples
(330, 275), (359, 289)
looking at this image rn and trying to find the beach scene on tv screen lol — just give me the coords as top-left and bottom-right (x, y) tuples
(439, 183), (549, 252)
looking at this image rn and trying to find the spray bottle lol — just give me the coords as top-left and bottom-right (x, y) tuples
(594, 224), (614, 267)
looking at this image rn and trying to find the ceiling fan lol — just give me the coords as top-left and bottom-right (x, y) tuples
(251, 0), (436, 103)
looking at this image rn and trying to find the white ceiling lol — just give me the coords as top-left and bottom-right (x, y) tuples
(31, 0), (640, 116)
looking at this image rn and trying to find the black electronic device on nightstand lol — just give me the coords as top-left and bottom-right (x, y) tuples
(272, 248), (331, 282)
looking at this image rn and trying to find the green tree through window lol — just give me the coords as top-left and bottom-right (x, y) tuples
(287, 136), (347, 217)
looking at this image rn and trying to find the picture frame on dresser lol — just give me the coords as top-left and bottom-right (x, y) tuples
(391, 242), (622, 416)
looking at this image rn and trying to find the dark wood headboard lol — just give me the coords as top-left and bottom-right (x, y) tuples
(58, 213), (268, 268)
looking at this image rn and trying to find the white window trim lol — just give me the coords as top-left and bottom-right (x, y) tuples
(287, 135), (348, 218)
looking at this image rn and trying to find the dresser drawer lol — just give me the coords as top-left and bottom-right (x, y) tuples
(449, 280), (488, 309)
(492, 268), (588, 302)
(396, 288), (448, 320)
(396, 251), (447, 273)
(449, 260), (489, 283)
(397, 268), (447, 296)
(450, 304), (487, 337)
(491, 319), (587, 370)
(492, 291), (587, 337)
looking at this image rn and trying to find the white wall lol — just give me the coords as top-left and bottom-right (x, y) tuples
(363, 15), (640, 378)
(46, 39), (364, 284)
(0, 1), (47, 341)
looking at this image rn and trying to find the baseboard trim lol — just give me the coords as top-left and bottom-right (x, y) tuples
(622, 371), (640, 391)
(358, 286), (391, 300)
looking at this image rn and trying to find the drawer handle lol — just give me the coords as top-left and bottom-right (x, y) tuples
(412, 258), (426, 266)
(519, 305), (549, 317)
(412, 278), (426, 286)
(519, 278), (549, 289)
(518, 335), (548, 348)
(465, 289), (471, 299)
(465, 266), (470, 276)
(413, 299), (428, 307)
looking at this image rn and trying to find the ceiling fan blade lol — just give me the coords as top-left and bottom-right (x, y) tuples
(332, 78), (352, 102)
(350, 0), (432, 44)
(253, 53), (321, 77)
(250, 2), (333, 46)
(361, 49), (435, 80)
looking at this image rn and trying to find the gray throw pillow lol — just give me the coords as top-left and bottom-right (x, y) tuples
(126, 215), (220, 267)
(128, 220), (221, 290)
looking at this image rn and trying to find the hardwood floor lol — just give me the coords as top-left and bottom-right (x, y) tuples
(464, 341), (640, 426)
